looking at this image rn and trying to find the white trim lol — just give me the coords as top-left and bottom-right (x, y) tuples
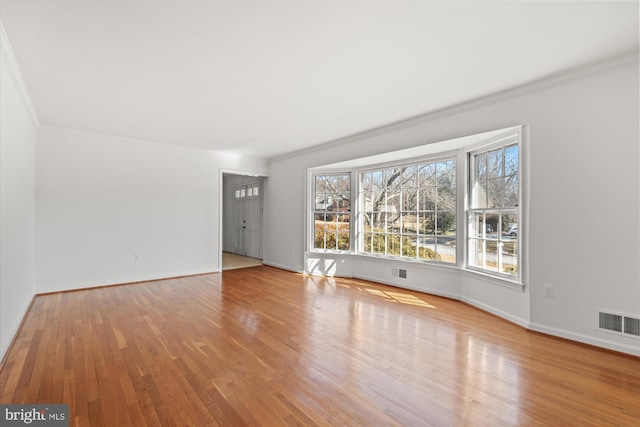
(270, 52), (638, 162)
(35, 269), (219, 294)
(529, 321), (640, 357)
(353, 273), (460, 301)
(219, 168), (269, 271)
(261, 261), (304, 274)
(0, 21), (40, 127)
(461, 296), (530, 329)
(41, 125), (266, 157)
(459, 268), (525, 291)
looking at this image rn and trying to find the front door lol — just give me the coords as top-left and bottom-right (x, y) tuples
(233, 182), (262, 258)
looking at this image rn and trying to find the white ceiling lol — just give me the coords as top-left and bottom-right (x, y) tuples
(1, 1), (638, 159)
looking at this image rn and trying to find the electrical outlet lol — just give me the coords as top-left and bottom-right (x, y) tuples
(134, 253), (140, 262)
(544, 285), (554, 298)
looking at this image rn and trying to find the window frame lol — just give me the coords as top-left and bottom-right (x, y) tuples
(465, 131), (522, 283)
(306, 126), (526, 288)
(355, 153), (458, 264)
(309, 171), (353, 253)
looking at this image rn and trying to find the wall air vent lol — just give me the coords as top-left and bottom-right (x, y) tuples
(599, 312), (622, 332)
(391, 268), (407, 279)
(624, 317), (640, 337)
(598, 310), (640, 338)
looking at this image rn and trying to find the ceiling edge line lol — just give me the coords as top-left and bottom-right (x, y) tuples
(0, 20), (40, 128)
(268, 50), (639, 164)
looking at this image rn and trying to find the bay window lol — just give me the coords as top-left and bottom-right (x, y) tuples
(308, 126), (523, 284)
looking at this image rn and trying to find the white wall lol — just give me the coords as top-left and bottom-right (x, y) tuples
(36, 127), (268, 293)
(0, 45), (37, 359)
(265, 57), (639, 355)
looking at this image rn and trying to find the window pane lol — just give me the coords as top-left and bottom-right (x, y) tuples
(362, 215), (373, 232)
(253, 186), (259, 196)
(387, 213), (400, 234)
(314, 213), (326, 249)
(386, 190), (401, 214)
(472, 239), (484, 268)
(402, 213), (417, 234)
(335, 174), (350, 191)
(337, 232), (349, 250)
(437, 211), (456, 235)
(372, 171), (384, 192)
(437, 160), (456, 187)
(418, 235), (437, 260)
(402, 189), (418, 210)
(488, 148), (503, 178)
(504, 175), (518, 207)
(502, 214), (518, 240)
(363, 232), (373, 252)
(240, 189), (245, 197)
(402, 236), (418, 258)
(485, 213), (499, 238)
(487, 178), (502, 208)
(371, 212), (385, 231)
(386, 234), (401, 256)
(419, 187), (436, 210)
(472, 213), (485, 239)
(472, 180), (487, 208)
(485, 241), (499, 272)
(419, 212), (435, 235)
(372, 234), (385, 254)
(418, 163), (437, 187)
(315, 176), (327, 193)
(504, 144), (518, 176)
(361, 172), (372, 192)
(402, 165), (418, 188)
(475, 153), (486, 180)
(437, 234), (456, 263)
(438, 186), (456, 211)
(501, 241), (518, 275)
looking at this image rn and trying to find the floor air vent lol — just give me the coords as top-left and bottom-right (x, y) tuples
(598, 311), (640, 337)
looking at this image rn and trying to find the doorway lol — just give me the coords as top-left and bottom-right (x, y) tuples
(233, 181), (261, 258)
(222, 174), (265, 270)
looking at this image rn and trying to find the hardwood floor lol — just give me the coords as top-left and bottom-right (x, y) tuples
(1, 266), (639, 426)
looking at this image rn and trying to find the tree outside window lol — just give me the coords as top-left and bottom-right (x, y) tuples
(313, 174), (351, 251)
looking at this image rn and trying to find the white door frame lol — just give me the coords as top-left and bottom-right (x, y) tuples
(219, 168), (268, 271)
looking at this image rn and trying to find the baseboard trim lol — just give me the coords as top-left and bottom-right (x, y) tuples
(353, 273), (461, 301)
(460, 296), (530, 330)
(36, 270), (219, 295)
(261, 262), (304, 274)
(529, 322), (640, 358)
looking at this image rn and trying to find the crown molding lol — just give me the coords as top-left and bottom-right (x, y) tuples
(269, 50), (639, 163)
(0, 20), (40, 128)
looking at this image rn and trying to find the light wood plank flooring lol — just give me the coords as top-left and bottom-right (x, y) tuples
(222, 252), (262, 270)
(1, 266), (639, 426)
